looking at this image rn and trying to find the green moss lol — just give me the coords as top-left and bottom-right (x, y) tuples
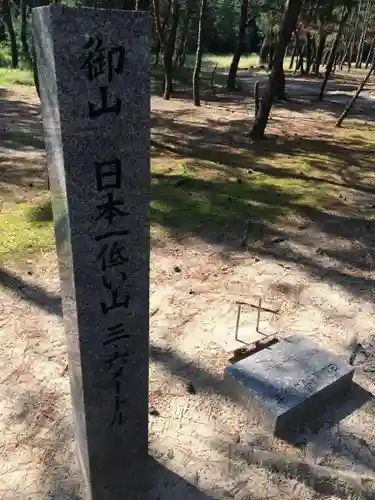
(0, 201), (54, 262)
(0, 68), (34, 87)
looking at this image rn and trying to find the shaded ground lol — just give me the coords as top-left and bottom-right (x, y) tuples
(1, 70), (375, 499)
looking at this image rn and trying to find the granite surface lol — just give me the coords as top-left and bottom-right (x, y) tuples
(32, 6), (150, 499)
(223, 334), (355, 436)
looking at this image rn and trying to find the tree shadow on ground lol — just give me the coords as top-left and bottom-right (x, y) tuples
(0, 87), (46, 198)
(152, 112), (374, 188)
(0, 267), (62, 316)
(202, 71), (375, 122)
(2, 388), (84, 500)
(149, 342), (375, 499)
(5, 336), (373, 499)
(0, 88), (41, 134)
(147, 458), (222, 499)
(2, 264), (373, 498)
(151, 110), (375, 302)
(227, 443), (375, 500)
(28, 199), (54, 222)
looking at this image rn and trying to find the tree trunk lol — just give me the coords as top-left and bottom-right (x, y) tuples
(153, 0), (164, 58)
(340, 38), (349, 69)
(357, 34), (367, 69)
(163, 48), (173, 99)
(322, 47), (330, 66)
(305, 32), (313, 74)
(340, 6), (354, 69)
(349, 2), (362, 72)
(347, 34), (355, 71)
(311, 35), (317, 62)
(227, 0), (249, 90)
(174, 13), (189, 67)
(267, 40), (275, 72)
(164, 0), (179, 99)
(319, 6), (350, 101)
(289, 32), (299, 70)
(365, 38), (375, 68)
(336, 60), (375, 126)
(180, 35), (188, 67)
(356, 0), (369, 68)
(154, 42), (161, 67)
(192, 0), (207, 106)
(259, 33), (270, 65)
(254, 80), (260, 117)
(152, 0), (179, 100)
(332, 50), (340, 74)
(315, 34), (324, 74)
(250, 0), (302, 139)
(295, 41), (305, 74)
(0, 21), (6, 43)
(21, 0), (31, 64)
(3, 0), (18, 68)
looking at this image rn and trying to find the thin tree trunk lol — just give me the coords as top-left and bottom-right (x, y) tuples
(3, 0), (18, 68)
(259, 33), (270, 65)
(341, 6), (354, 69)
(267, 40), (275, 72)
(295, 41), (305, 74)
(349, 2), (362, 72)
(289, 32), (299, 70)
(163, 48), (173, 99)
(332, 50), (340, 74)
(250, 0), (302, 139)
(227, 0), (249, 90)
(357, 33), (367, 69)
(0, 21), (5, 43)
(315, 29), (326, 74)
(192, 0), (206, 106)
(21, 0), (31, 64)
(311, 34), (317, 62)
(305, 32), (313, 74)
(336, 60), (375, 126)
(164, 0), (179, 99)
(365, 38), (375, 68)
(319, 6), (350, 101)
(322, 46), (330, 66)
(154, 15), (169, 67)
(154, 43), (161, 67)
(152, 0), (179, 100)
(180, 35), (188, 67)
(174, 13), (189, 67)
(347, 33), (355, 71)
(340, 38), (349, 69)
(356, 0), (369, 68)
(254, 80), (260, 117)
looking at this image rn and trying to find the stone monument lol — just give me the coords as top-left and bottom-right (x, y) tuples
(223, 334), (355, 438)
(32, 6), (150, 499)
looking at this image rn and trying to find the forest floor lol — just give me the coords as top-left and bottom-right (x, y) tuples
(2, 67), (375, 499)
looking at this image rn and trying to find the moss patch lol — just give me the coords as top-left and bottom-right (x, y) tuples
(0, 201), (54, 262)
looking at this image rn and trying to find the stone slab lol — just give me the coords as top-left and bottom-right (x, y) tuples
(33, 6), (150, 499)
(223, 334), (354, 437)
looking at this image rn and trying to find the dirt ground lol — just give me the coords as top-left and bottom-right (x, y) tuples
(2, 71), (375, 499)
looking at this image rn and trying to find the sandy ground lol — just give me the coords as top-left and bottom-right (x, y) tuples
(2, 244), (375, 499)
(2, 74), (375, 499)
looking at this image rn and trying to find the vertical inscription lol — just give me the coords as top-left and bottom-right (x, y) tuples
(81, 35), (126, 119)
(81, 37), (131, 428)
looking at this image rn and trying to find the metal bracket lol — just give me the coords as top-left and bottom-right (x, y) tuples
(234, 297), (280, 344)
